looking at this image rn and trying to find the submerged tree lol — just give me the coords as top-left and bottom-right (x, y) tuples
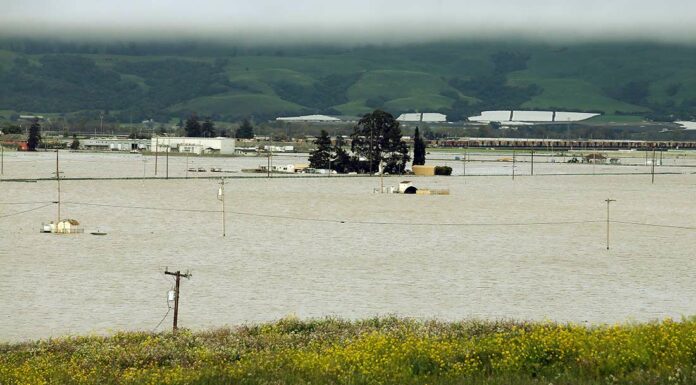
(350, 110), (409, 174)
(413, 126), (426, 166)
(69, 134), (80, 150)
(308, 129), (332, 169)
(27, 119), (41, 151)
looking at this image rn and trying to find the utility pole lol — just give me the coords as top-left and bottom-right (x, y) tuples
(165, 139), (169, 180)
(379, 160), (384, 193)
(530, 150), (534, 176)
(155, 137), (159, 176)
(369, 126), (374, 176)
(55, 150), (61, 224)
(185, 151), (189, 179)
(218, 178), (226, 237)
(512, 149), (516, 180)
(99, 113), (104, 136)
(1, 144), (4, 175)
(605, 198), (616, 250)
(651, 148), (656, 184)
(164, 269), (191, 333)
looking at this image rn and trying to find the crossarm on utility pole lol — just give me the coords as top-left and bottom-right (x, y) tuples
(164, 269), (192, 332)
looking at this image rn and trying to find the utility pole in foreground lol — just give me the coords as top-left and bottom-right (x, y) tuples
(164, 269), (192, 332)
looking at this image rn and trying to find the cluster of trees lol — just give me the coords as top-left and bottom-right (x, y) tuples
(184, 115), (217, 137)
(182, 114), (255, 139)
(309, 110), (413, 174)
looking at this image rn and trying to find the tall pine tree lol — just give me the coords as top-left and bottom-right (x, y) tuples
(184, 114), (201, 137)
(235, 119), (254, 139)
(308, 129), (332, 169)
(201, 117), (216, 137)
(27, 119), (41, 151)
(413, 126), (426, 166)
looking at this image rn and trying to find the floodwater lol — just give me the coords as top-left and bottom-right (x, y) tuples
(1, 151), (696, 342)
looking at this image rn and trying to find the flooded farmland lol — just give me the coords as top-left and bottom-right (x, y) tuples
(1, 151), (696, 342)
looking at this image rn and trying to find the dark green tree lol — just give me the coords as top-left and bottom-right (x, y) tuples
(201, 117), (216, 137)
(413, 126), (426, 166)
(350, 110), (393, 174)
(379, 117), (410, 174)
(235, 119), (254, 139)
(27, 119), (41, 151)
(308, 129), (332, 169)
(184, 114), (201, 137)
(350, 110), (410, 174)
(69, 134), (80, 150)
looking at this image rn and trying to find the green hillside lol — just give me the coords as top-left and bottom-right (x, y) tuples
(0, 40), (695, 123)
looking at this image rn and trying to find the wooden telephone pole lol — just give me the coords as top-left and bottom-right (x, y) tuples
(605, 198), (616, 250)
(164, 269), (192, 332)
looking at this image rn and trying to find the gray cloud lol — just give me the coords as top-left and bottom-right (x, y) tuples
(2, 0), (696, 44)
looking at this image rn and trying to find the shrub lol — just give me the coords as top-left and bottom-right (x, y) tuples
(434, 166), (452, 175)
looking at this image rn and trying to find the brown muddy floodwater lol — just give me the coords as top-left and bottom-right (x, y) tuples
(1, 151), (695, 342)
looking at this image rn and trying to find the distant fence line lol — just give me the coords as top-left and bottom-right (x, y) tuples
(436, 138), (696, 150)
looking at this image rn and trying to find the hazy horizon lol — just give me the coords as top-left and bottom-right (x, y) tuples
(3, 0), (696, 45)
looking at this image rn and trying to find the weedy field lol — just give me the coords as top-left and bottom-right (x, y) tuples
(2, 317), (696, 385)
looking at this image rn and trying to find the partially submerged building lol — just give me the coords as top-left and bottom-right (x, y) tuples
(150, 137), (236, 155)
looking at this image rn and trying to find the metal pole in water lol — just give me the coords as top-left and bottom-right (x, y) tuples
(605, 198), (616, 250)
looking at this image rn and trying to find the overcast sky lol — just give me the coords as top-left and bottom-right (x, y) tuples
(3, 0), (695, 44)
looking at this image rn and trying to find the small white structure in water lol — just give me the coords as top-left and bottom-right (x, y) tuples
(41, 219), (84, 234)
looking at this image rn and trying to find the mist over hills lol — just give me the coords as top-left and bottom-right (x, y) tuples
(1, 39), (695, 124)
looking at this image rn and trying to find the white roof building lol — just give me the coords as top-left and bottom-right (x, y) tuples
(468, 110), (600, 124)
(151, 137), (236, 155)
(396, 113), (448, 123)
(676, 121), (696, 130)
(276, 115), (341, 122)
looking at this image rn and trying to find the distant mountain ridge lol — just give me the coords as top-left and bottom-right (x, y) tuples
(0, 40), (694, 123)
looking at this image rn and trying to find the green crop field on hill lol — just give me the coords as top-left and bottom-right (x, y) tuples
(0, 40), (695, 123)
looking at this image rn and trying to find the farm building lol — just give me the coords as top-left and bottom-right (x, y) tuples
(397, 113), (448, 123)
(468, 111), (600, 124)
(276, 115), (341, 122)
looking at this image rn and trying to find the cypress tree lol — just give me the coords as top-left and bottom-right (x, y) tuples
(413, 126), (426, 166)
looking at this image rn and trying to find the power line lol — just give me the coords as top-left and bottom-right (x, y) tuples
(63, 201), (220, 213)
(0, 203), (54, 219)
(0, 201), (54, 205)
(612, 220), (696, 231)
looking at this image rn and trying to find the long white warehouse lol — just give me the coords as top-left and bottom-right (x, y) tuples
(150, 137), (236, 155)
(469, 110), (600, 123)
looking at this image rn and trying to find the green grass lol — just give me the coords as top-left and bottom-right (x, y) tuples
(3, 317), (696, 385)
(347, 70), (452, 101)
(509, 74), (648, 114)
(168, 92), (305, 117)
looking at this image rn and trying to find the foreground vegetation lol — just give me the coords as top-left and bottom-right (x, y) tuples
(3, 317), (696, 384)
